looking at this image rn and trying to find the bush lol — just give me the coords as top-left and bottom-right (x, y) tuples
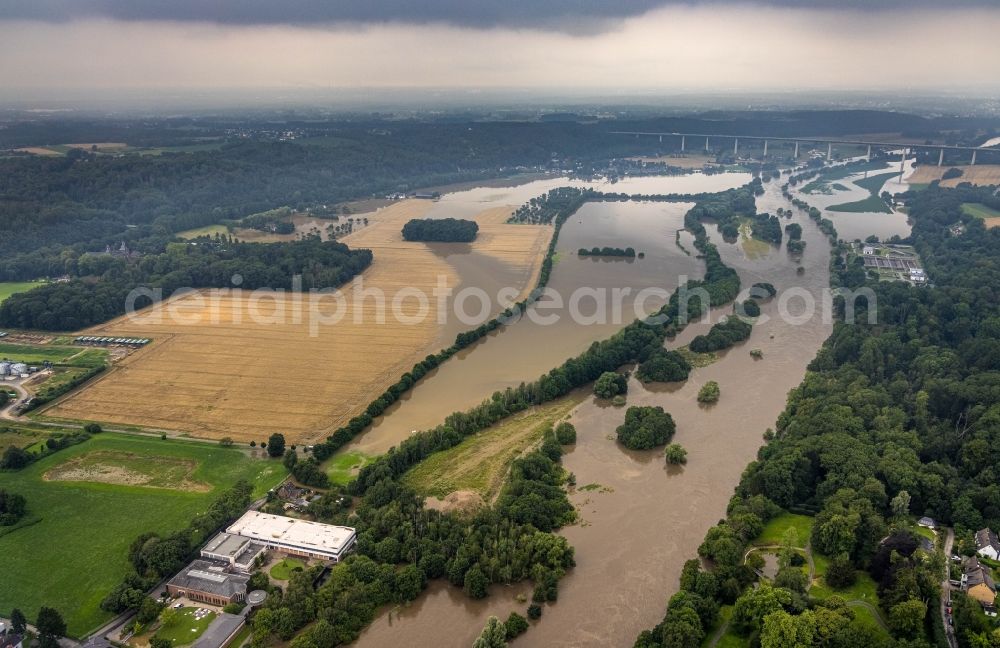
(664, 444), (688, 465)
(527, 603), (542, 620)
(616, 406), (676, 450)
(83, 423), (102, 434)
(612, 395), (627, 407)
(505, 612), (529, 639)
(697, 381), (720, 404)
(942, 167), (963, 180)
(554, 422), (576, 445)
(594, 371), (628, 399)
(740, 300), (761, 318)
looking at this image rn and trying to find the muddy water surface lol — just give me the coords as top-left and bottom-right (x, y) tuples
(347, 200), (701, 455)
(353, 178), (835, 646)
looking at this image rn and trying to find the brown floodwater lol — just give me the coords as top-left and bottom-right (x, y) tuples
(352, 177), (836, 647)
(347, 200), (702, 455)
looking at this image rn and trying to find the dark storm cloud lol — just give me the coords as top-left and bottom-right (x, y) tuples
(1, 0), (992, 29)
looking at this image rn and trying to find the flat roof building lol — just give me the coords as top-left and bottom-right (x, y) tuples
(226, 511), (356, 562)
(166, 560), (249, 606)
(201, 532), (266, 573)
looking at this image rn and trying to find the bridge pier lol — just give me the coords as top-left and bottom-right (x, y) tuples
(763, 140), (768, 159)
(938, 148), (944, 166)
(972, 150), (977, 166)
(734, 138), (739, 156)
(658, 134), (662, 143)
(900, 148), (907, 176)
(827, 142), (832, 161)
(681, 135), (686, 152)
(705, 136), (709, 152)
(794, 141), (799, 158)
(867, 144), (872, 162)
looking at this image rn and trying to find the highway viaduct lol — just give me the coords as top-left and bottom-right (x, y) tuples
(611, 131), (997, 168)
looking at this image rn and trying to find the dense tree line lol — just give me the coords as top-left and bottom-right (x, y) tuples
(1, 429), (91, 470)
(0, 237), (372, 330)
(401, 218), (479, 242)
(578, 246), (637, 258)
(635, 182), (1000, 647)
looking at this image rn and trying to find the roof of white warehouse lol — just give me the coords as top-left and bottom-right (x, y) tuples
(226, 511), (355, 556)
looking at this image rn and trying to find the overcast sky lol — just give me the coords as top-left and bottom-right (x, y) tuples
(1, 1), (998, 97)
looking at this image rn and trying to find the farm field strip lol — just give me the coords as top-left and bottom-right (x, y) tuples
(906, 164), (1000, 187)
(47, 200), (552, 442)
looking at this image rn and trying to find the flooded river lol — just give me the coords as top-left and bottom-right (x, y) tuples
(793, 159), (914, 241)
(351, 176), (842, 646)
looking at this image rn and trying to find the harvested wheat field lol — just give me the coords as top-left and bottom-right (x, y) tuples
(46, 200), (552, 443)
(908, 164), (1000, 187)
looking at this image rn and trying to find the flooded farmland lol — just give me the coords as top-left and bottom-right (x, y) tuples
(351, 175), (843, 646)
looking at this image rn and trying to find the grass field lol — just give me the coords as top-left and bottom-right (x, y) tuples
(828, 194), (893, 214)
(270, 558), (306, 581)
(828, 171), (897, 214)
(154, 607), (217, 646)
(753, 513), (813, 547)
(47, 200), (552, 443)
(0, 282), (46, 305)
(0, 342), (99, 364)
(325, 450), (372, 486)
(0, 433), (286, 637)
(961, 202), (1000, 220)
(403, 394), (583, 501)
(176, 224), (230, 239)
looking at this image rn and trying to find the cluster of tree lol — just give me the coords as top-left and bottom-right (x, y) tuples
(636, 349), (691, 383)
(284, 450), (330, 489)
(740, 299), (761, 318)
(616, 405), (676, 450)
(401, 218), (479, 242)
(941, 167), (964, 180)
(637, 181), (1000, 647)
(101, 480), (254, 613)
(578, 246), (637, 258)
(785, 222), (803, 241)
(594, 371), (629, 399)
(750, 212), (783, 245)
(683, 180), (763, 241)
(0, 488), (27, 526)
(248, 442), (575, 648)
(0, 237), (372, 330)
(241, 206), (295, 233)
(1, 429), (92, 470)
(689, 316), (753, 353)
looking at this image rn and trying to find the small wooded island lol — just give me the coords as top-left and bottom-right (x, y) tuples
(401, 217), (479, 242)
(578, 246), (638, 257)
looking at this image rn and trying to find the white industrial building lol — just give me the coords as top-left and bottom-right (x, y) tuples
(225, 511), (356, 562)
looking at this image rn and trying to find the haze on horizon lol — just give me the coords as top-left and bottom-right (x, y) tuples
(1, 0), (999, 105)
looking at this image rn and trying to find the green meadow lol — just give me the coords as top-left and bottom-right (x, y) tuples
(0, 433), (286, 637)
